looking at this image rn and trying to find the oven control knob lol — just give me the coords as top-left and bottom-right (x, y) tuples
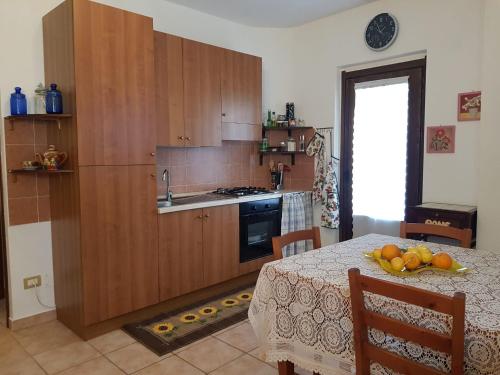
(265, 204), (270, 208)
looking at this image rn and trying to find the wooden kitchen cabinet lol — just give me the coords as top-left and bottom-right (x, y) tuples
(158, 209), (204, 300)
(73, 0), (156, 166)
(79, 165), (159, 325)
(157, 204), (239, 301)
(182, 39), (222, 147)
(221, 49), (262, 141)
(154, 32), (185, 147)
(202, 205), (239, 286)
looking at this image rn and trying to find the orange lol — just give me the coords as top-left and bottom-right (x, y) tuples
(381, 244), (401, 261)
(432, 252), (453, 270)
(402, 252), (421, 270)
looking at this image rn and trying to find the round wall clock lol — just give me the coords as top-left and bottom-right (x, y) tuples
(365, 13), (399, 51)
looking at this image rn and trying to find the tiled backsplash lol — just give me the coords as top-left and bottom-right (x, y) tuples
(156, 139), (314, 197)
(4, 119), (51, 226)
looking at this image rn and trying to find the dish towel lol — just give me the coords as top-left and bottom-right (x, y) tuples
(281, 192), (313, 257)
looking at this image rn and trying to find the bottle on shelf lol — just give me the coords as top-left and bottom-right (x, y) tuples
(266, 110), (272, 128)
(299, 135), (306, 151)
(287, 137), (296, 152)
(34, 83), (47, 114)
(271, 111), (277, 127)
(10, 87), (27, 115)
(46, 83), (63, 114)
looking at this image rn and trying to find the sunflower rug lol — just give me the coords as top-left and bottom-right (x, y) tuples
(123, 286), (254, 356)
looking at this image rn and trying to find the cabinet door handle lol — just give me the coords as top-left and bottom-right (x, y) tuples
(196, 215), (203, 219)
(186, 137), (191, 141)
(150, 152), (155, 156)
(203, 214), (210, 219)
(150, 173), (156, 178)
(178, 136), (185, 140)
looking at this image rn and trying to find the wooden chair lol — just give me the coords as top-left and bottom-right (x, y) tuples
(348, 268), (465, 375)
(400, 221), (472, 248)
(272, 226), (321, 260)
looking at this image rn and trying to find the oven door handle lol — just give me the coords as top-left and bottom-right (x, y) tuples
(240, 209), (280, 219)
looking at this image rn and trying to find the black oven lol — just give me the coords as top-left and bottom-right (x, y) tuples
(239, 198), (282, 263)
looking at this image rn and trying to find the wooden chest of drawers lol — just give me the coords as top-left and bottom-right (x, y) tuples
(406, 203), (477, 246)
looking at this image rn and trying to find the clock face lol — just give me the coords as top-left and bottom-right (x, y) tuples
(365, 13), (398, 51)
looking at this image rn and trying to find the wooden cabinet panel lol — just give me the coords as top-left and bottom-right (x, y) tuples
(183, 39), (222, 147)
(202, 205), (239, 286)
(221, 50), (262, 125)
(79, 165), (159, 325)
(74, 1), (156, 165)
(158, 210), (204, 300)
(155, 32), (185, 147)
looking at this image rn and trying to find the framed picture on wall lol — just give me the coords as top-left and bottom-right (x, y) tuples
(427, 126), (456, 154)
(458, 91), (481, 121)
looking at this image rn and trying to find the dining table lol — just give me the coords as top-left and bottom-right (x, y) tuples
(248, 233), (500, 375)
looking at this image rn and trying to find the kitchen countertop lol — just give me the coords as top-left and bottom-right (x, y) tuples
(157, 190), (306, 214)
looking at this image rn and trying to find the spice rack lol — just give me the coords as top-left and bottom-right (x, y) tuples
(259, 125), (312, 165)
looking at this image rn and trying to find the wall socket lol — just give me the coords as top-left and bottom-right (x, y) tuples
(23, 275), (42, 289)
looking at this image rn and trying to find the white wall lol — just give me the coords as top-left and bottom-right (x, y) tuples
(0, 0), (293, 321)
(477, 0), (500, 251)
(289, 0), (484, 244)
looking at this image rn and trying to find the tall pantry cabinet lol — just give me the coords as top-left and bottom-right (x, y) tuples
(43, 0), (159, 335)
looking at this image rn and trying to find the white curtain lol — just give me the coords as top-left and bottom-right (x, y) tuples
(281, 192), (313, 257)
(352, 77), (409, 238)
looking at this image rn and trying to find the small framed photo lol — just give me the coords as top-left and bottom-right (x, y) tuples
(458, 91), (481, 121)
(427, 126), (456, 154)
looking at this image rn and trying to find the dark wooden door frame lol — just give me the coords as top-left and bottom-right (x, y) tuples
(339, 58), (426, 241)
(0, 149), (9, 326)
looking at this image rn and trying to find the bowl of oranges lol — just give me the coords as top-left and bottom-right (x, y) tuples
(365, 244), (468, 276)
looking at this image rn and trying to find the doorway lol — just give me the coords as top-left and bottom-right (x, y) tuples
(340, 59), (426, 241)
(0, 149), (7, 327)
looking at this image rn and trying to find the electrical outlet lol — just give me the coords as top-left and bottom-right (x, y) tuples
(23, 275), (41, 289)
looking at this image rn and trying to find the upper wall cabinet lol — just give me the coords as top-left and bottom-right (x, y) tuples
(221, 50), (262, 141)
(182, 39), (223, 147)
(73, 0), (156, 165)
(154, 32), (185, 147)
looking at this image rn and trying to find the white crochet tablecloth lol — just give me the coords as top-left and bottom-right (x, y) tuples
(248, 234), (500, 375)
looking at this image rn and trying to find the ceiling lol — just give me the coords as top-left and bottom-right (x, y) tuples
(165, 0), (377, 27)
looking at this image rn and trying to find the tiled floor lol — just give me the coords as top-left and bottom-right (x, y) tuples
(0, 318), (314, 374)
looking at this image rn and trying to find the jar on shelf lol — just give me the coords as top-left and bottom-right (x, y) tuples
(46, 83), (63, 114)
(10, 87), (27, 115)
(34, 83), (47, 114)
(287, 137), (296, 152)
(260, 137), (269, 151)
(279, 141), (287, 151)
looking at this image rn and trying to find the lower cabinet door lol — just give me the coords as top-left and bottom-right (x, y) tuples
(158, 210), (204, 301)
(202, 205), (239, 286)
(79, 165), (159, 325)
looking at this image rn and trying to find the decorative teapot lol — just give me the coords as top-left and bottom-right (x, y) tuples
(36, 145), (68, 170)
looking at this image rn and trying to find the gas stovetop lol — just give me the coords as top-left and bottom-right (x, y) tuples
(213, 186), (272, 197)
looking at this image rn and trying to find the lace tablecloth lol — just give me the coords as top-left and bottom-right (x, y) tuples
(249, 234), (500, 375)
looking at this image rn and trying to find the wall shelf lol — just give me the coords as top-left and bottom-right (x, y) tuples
(4, 114), (72, 130)
(258, 150), (306, 166)
(262, 125), (313, 137)
(8, 168), (74, 182)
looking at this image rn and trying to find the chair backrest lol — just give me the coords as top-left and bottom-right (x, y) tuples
(348, 268), (465, 375)
(400, 221), (472, 248)
(272, 227), (321, 260)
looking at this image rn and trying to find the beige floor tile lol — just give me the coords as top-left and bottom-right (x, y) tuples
(210, 320), (246, 336)
(106, 342), (165, 374)
(215, 322), (258, 352)
(248, 348), (277, 369)
(13, 320), (81, 355)
(0, 356), (45, 375)
(0, 334), (33, 371)
(176, 336), (243, 373)
(57, 356), (124, 375)
(34, 341), (100, 374)
(135, 355), (204, 375)
(172, 335), (212, 354)
(209, 354), (276, 375)
(88, 329), (136, 354)
(295, 367), (314, 375)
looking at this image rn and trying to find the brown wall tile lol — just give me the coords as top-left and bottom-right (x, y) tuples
(9, 197), (38, 226)
(7, 174), (37, 198)
(6, 145), (36, 170)
(38, 196), (51, 222)
(4, 120), (34, 145)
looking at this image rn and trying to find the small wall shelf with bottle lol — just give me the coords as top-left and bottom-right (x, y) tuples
(259, 150), (306, 166)
(4, 114), (72, 130)
(262, 125), (313, 138)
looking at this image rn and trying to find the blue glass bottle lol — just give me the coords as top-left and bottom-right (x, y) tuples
(46, 83), (63, 114)
(10, 87), (27, 115)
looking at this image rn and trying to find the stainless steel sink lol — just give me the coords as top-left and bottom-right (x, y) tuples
(157, 193), (227, 208)
(157, 199), (172, 208)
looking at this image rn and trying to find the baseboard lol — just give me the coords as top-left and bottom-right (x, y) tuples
(9, 309), (56, 331)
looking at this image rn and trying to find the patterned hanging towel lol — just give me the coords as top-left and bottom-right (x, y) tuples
(281, 192), (313, 257)
(306, 132), (326, 203)
(320, 159), (340, 229)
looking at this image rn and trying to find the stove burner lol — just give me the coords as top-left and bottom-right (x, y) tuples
(213, 186), (272, 197)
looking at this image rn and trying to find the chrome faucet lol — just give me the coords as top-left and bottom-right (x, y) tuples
(162, 169), (172, 203)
